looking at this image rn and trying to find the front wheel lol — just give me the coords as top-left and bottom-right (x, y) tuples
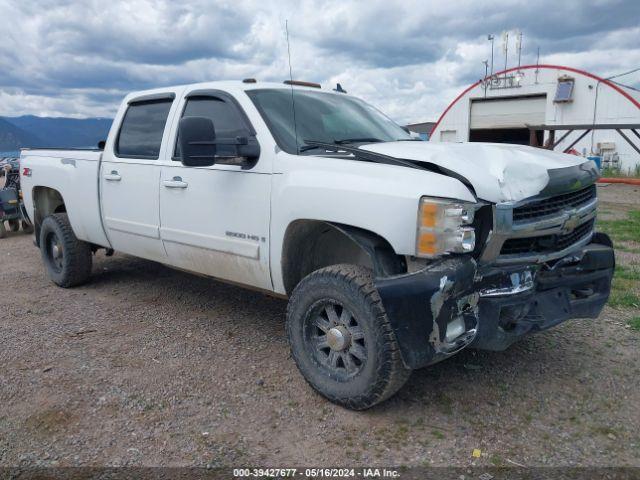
(39, 213), (92, 287)
(286, 264), (411, 410)
(8, 219), (20, 232)
(0, 221), (6, 239)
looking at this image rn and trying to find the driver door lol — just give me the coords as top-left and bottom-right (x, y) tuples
(158, 90), (272, 290)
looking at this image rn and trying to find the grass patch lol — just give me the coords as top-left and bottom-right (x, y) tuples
(627, 317), (640, 332)
(609, 278), (640, 309)
(597, 210), (640, 243)
(616, 245), (640, 254)
(601, 166), (640, 179)
(616, 265), (640, 281)
(597, 210), (640, 309)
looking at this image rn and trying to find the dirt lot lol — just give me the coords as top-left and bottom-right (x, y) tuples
(1, 184), (639, 468)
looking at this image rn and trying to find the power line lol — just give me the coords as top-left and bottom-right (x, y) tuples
(610, 80), (640, 93)
(606, 66), (640, 80)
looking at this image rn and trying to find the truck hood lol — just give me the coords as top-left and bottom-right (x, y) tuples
(360, 141), (595, 203)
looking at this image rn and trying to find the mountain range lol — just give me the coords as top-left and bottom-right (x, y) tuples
(0, 115), (113, 155)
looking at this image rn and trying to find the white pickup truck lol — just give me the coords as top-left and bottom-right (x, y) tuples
(20, 80), (614, 409)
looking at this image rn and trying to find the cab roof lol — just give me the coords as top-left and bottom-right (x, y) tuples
(124, 80), (346, 104)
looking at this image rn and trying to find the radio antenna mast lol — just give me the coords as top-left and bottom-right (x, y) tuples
(285, 20), (300, 154)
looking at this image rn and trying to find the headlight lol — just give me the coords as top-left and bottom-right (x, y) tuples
(416, 197), (476, 258)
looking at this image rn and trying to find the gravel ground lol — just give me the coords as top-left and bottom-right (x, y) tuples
(0, 185), (639, 468)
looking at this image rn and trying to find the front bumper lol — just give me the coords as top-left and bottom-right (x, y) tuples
(375, 235), (614, 370)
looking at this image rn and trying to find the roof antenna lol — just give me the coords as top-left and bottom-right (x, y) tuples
(285, 20), (300, 155)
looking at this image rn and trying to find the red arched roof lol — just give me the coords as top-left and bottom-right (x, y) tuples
(431, 64), (640, 135)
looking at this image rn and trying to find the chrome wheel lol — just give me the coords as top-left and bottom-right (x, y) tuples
(306, 301), (367, 378)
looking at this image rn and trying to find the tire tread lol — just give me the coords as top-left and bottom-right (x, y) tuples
(40, 213), (92, 287)
(287, 264), (411, 410)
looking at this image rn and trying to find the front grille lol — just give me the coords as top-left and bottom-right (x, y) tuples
(500, 219), (594, 256)
(513, 185), (596, 222)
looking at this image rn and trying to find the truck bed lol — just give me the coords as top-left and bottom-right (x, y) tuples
(19, 148), (110, 248)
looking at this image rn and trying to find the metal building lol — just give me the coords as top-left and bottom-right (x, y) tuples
(430, 64), (640, 173)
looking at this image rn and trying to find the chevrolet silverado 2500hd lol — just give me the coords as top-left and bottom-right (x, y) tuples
(20, 80), (614, 409)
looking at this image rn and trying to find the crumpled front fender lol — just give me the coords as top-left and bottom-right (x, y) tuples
(375, 257), (479, 370)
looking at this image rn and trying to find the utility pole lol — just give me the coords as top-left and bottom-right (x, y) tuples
(502, 31), (509, 81)
(516, 31), (523, 68)
(487, 34), (495, 76)
(482, 60), (489, 96)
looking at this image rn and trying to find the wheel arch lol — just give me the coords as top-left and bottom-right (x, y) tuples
(32, 186), (67, 246)
(281, 219), (406, 296)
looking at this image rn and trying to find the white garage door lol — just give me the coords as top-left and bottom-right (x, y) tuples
(470, 95), (547, 129)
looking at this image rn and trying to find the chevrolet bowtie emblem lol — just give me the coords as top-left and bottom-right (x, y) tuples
(561, 210), (581, 234)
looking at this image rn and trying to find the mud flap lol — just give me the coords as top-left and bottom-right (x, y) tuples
(375, 258), (479, 370)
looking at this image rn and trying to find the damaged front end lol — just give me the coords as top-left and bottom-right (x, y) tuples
(375, 258), (480, 369)
(375, 236), (615, 371)
(375, 164), (614, 370)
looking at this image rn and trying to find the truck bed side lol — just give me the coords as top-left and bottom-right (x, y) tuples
(20, 149), (111, 248)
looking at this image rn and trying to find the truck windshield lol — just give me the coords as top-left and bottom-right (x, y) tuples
(246, 88), (412, 154)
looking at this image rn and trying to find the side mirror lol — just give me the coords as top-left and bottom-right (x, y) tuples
(179, 116), (217, 167)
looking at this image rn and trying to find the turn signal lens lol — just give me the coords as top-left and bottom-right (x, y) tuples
(416, 198), (477, 258)
(420, 203), (438, 227)
(418, 232), (437, 255)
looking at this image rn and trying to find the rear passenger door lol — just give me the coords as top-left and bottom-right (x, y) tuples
(158, 89), (272, 290)
(100, 93), (177, 261)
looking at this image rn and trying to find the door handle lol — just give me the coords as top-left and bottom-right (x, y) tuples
(104, 170), (121, 181)
(163, 176), (188, 189)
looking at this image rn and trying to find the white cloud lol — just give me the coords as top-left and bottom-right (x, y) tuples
(0, 0), (639, 123)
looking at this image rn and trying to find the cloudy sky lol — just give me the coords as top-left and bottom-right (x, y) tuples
(1, 0), (639, 123)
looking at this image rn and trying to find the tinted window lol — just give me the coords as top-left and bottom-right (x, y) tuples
(116, 99), (173, 159)
(246, 89), (411, 154)
(175, 96), (248, 159)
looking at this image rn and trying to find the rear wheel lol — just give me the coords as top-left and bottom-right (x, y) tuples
(8, 219), (19, 232)
(0, 221), (6, 239)
(286, 264), (411, 410)
(39, 213), (92, 287)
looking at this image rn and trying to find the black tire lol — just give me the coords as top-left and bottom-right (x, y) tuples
(286, 264), (411, 410)
(0, 221), (6, 239)
(39, 213), (92, 287)
(21, 220), (34, 234)
(8, 219), (20, 232)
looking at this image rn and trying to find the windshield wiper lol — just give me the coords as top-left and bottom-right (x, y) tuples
(302, 140), (425, 171)
(299, 138), (383, 152)
(334, 137), (384, 144)
(299, 139), (353, 153)
(299, 144), (329, 152)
